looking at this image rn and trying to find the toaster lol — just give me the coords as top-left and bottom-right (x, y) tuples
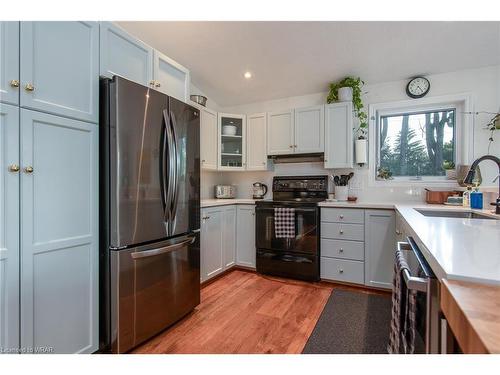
(215, 185), (236, 199)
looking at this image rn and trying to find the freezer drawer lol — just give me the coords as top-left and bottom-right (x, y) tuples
(110, 233), (200, 353)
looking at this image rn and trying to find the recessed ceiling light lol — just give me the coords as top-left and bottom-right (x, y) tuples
(244, 71), (252, 79)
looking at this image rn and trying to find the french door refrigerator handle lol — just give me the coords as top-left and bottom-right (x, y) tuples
(159, 112), (168, 212)
(397, 242), (429, 293)
(169, 110), (180, 231)
(163, 109), (174, 230)
(130, 235), (196, 260)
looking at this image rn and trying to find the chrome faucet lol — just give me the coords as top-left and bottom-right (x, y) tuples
(463, 155), (500, 214)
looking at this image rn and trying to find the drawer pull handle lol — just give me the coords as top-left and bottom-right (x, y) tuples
(339, 269), (344, 274)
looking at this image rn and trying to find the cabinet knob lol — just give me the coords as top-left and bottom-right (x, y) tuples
(339, 269), (344, 274)
(339, 215), (344, 219)
(201, 159), (206, 163)
(396, 230), (402, 235)
(24, 83), (34, 92)
(8, 164), (20, 172)
(10, 79), (20, 88)
(339, 248), (344, 253)
(262, 162), (266, 165)
(339, 229), (344, 234)
(294, 144), (297, 148)
(149, 80), (155, 86)
(24, 166), (34, 174)
(155, 82), (161, 88)
(289, 145), (293, 148)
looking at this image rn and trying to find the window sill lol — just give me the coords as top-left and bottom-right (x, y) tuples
(369, 178), (461, 188)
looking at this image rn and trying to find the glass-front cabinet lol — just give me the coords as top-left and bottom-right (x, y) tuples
(217, 113), (246, 170)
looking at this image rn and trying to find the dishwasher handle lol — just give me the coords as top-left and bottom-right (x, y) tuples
(397, 242), (429, 293)
(131, 235), (196, 260)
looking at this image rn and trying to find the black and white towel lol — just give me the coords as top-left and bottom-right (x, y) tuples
(388, 249), (417, 354)
(274, 207), (296, 239)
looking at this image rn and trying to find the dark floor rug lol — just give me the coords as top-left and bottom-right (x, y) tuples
(302, 289), (392, 354)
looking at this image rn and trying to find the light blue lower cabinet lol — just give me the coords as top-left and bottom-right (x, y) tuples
(19, 109), (98, 353)
(364, 210), (395, 290)
(200, 207), (224, 282)
(236, 205), (256, 268)
(0, 104), (20, 353)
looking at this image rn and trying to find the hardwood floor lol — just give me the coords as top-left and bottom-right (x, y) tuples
(133, 269), (388, 354)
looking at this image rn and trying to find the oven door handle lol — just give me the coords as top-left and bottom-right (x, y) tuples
(397, 242), (429, 293)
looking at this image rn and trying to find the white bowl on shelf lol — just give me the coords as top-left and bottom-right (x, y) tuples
(222, 125), (237, 136)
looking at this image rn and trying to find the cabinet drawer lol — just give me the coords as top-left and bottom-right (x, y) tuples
(321, 222), (364, 241)
(320, 257), (364, 284)
(321, 239), (364, 261)
(321, 208), (364, 224)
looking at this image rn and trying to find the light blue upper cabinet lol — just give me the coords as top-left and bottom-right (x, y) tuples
(0, 103), (20, 353)
(19, 22), (99, 123)
(99, 22), (154, 86)
(19, 109), (98, 354)
(0, 22), (20, 106)
(153, 50), (190, 102)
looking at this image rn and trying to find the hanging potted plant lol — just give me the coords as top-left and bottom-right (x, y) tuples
(327, 76), (368, 165)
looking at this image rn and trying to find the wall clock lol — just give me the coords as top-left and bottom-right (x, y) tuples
(406, 77), (430, 99)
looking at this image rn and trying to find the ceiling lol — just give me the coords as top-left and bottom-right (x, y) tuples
(117, 21), (500, 107)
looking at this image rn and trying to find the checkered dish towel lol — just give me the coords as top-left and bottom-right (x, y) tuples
(387, 249), (417, 354)
(274, 207), (296, 239)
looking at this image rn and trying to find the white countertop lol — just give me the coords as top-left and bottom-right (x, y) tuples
(394, 204), (500, 286)
(201, 198), (257, 207)
(202, 197), (500, 285)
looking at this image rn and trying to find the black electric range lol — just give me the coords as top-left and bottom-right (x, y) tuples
(255, 175), (328, 281)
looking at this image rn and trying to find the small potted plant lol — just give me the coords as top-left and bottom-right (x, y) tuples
(327, 76), (368, 165)
(377, 167), (393, 180)
(443, 160), (456, 180)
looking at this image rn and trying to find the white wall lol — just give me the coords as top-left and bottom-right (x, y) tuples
(202, 65), (500, 203)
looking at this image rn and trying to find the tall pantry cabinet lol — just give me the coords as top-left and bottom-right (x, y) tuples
(0, 21), (99, 354)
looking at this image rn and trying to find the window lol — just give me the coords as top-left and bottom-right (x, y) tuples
(369, 94), (471, 184)
(378, 108), (455, 179)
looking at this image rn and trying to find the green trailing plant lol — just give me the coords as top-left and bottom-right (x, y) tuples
(327, 76), (368, 139)
(442, 160), (455, 170)
(486, 113), (500, 154)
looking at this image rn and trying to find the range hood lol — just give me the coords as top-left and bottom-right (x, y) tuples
(268, 153), (324, 164)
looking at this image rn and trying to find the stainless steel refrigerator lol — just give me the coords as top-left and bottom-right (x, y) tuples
(99, 76), (200, 353)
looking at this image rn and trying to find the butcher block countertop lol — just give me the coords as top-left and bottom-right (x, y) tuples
(441, 279), (500, 354)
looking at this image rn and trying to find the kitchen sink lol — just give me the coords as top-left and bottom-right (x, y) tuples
(416, 209), (498, 220)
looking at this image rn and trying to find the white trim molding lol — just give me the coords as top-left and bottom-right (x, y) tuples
(368, 93), (473, 187)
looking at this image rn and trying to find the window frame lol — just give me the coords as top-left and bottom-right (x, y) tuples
(368, 93), (473, 187)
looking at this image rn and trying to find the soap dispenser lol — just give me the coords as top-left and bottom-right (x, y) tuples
(470, 185), (483, 210)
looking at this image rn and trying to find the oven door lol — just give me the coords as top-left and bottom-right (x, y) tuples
(255, 204), (319, 254)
